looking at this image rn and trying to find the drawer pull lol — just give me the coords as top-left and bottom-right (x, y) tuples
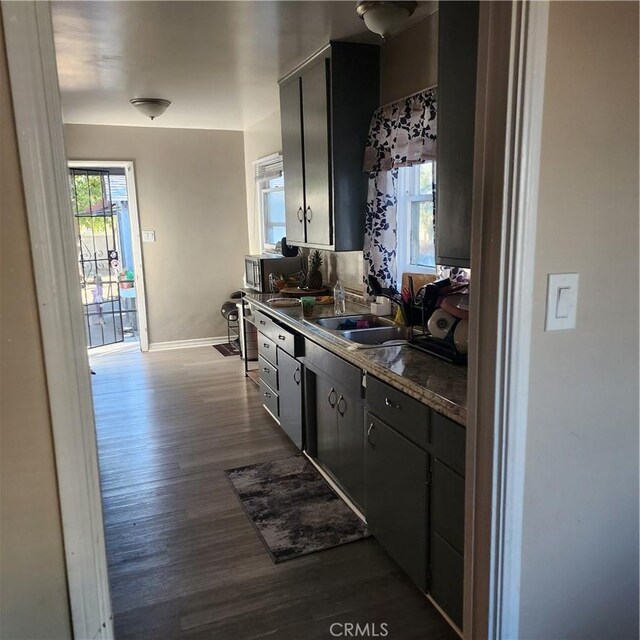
(263, 342), (270, 348)
(264, 392), (271, 399)
(367, 423), (375, 448)
(385, 397), (400, 409)
(293, 368), (301, 385)
(327, 387), (337, 408)
(259, 320), (266, 325)
(278, 335), (286, 341)
(262, 368), (270, 373)
(337, 395), (346, 416)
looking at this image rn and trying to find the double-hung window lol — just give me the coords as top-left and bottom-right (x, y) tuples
(396, 161), (436, 281)
(255, 153), (285, 253)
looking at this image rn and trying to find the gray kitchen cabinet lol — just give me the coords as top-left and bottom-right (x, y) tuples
(280, 77), (306, 244)
(277, 348), (303, 450)
(315, 373), (339, 475)
(365, 412), (428, 592)
(279, 41), (379, 251)
(301, 58), (331, 246)
(436, 0), (479, 268)
(313, 369), (365, 509)
(429, 414), (466, 629)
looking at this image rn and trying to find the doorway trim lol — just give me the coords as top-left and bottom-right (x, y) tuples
(69, 160), (150, 352)
(2, 2), (113, 638)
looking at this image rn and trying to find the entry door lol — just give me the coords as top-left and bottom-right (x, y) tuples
(69, 168), (124, 348)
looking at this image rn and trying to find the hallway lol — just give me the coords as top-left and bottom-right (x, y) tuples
(90, 347), (455, 639)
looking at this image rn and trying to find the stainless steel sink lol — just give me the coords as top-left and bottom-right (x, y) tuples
(340, 325), (411, 347)
(314, 314), (394, 330)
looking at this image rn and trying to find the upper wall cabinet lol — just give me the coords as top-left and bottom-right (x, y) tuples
(279, 42), (380, 251)
(436, 1), (479, 268)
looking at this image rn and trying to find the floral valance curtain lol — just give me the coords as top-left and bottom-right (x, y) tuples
(362, 88), (437, 295)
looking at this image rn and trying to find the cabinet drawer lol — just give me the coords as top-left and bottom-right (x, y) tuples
(432, 459), (465, 555)
(432, 412), (466, 476)
(430, 534), (464, 629)
(254, 310), (302, 358)
(366, 377), (429, 449)
(259, 379), (279, 418)
(258, 333), (277, 366)
(258, 356), (278, 391)
(303, 339), (362, 398)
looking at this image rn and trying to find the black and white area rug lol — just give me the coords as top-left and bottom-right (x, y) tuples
(225, 455), (368, 562)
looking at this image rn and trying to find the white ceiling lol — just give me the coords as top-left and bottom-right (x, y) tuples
(51, 1), (436, 131)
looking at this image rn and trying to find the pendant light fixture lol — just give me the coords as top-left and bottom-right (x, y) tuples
(129, 98), (172, 121)
(356, 1), (417, 40)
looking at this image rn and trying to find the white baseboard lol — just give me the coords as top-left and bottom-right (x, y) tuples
(149, 336), (228, 352)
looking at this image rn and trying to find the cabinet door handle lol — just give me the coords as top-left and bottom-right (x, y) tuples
(262, 367), (270, 373)
(278, 335), (286, 341)
(385, 397), (400, 409)
(337, 395), (346, 416)
(263, 342), (270, 349)
(327, 387), (337, 408)
(259, 319), (266, 325)
(264, 392), (271, 399)
(367, 423), (375, 448)
(305, 206), (312, 223)
(293, 368), (301, 385)
(296, 207), (303, 222)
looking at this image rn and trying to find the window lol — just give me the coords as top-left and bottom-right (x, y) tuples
(255, 153), (285, 253)
(396, 161), (436, 281)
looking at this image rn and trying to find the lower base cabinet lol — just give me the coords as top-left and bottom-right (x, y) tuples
(365, 413), (428, 592)
(277, 348), (303, 449)
(314, 371), (365, 508)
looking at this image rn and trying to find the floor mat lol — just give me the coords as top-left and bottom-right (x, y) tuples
(225, 455), (368, 562)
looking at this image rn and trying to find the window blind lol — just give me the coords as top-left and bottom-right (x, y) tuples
(254, 153), (283, 182)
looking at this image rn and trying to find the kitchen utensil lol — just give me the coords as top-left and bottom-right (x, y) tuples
(454, 319), (469, 354)
(428, 309), (456, 339)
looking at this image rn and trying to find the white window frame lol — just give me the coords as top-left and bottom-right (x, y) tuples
(396, 161), (437, 282)
(259, 178), (285, 253)
(254, 153), (284, 254)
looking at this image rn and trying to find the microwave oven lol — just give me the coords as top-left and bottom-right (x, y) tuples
(244, 254), (304, 292)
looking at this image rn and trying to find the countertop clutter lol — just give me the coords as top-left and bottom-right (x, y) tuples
(245, 292), (467, 426)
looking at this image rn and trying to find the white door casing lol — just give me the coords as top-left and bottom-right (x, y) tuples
(2, 2), (113, 638)
(68, 160), (150, 352)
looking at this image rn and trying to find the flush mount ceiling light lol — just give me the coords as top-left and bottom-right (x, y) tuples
(129, 98), (172, 121)
(356, 1), (417, 40)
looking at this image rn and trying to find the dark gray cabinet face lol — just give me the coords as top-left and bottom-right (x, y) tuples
(277, 349), (303, 450)
(301, 58), (332, 247)
(315, 373), (339, 476)
(431, 459), (465, 555)
(280, 77), (306, 244)
(336, 392), (365, 508)
(436, 0), (479, 268)
(430, 534), (464, 629)
(365, 413), (428, 592)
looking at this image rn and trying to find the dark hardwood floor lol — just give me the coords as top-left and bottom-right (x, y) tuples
(89, 346), (457, 640)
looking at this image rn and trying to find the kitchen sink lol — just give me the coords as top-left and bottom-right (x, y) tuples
(340, 325), (411, 347)
(314, 314), (394, 330)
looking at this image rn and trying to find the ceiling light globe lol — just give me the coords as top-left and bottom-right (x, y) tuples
(356, 1), (417, 40)
(129, 98), (171, 120)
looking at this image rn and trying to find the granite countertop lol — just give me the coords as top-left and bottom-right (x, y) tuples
(244, 292), (467, 426)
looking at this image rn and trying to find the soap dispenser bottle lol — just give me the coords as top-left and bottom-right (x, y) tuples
(334, 281), (346, 315)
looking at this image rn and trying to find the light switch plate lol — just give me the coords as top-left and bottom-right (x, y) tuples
(545, 273), (579, 331)
(142, 230), (156, 243)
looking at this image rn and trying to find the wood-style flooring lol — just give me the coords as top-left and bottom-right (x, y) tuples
(90, 346), (457, 640)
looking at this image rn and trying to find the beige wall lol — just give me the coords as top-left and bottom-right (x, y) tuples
(0, 23), (72, 640)
(243, 110), (282, 255)
(64, 124), (248, 344)
(519, 3), (639, 638)
(329, 14), (439, 293)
